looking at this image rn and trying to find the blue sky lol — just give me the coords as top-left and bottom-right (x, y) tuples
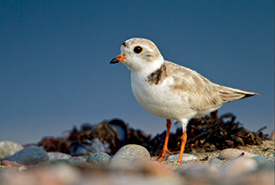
(0, 0), (274, 144)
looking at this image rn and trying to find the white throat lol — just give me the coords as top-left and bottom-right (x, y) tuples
(129, 57), (165, 78)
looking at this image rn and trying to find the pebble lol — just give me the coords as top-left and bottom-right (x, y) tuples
(218, 148), (256, 160)
(110, 144), (150, 167)
(221, 157), (258, 178)
(209, 157), (223, 167)
(47, 152), (71, 160)
(252, 156), (273, 170)
(86, 152), (111, 166)
(166, 153), (198, 162)
(0, 141), (23, 160)
(7, 146), (49, 165)
(252, 156), (270, 165)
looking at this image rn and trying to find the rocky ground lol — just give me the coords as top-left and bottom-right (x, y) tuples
(0, 140), (274, 185)
(0, 115), (274, 185)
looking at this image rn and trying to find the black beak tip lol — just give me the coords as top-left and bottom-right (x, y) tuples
(110, 58), (119, 64)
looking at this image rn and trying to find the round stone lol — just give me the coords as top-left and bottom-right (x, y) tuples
(110, 144), (150, 167)
(0, 141), (23, 160)
(209, 157), (223, 167)
(166, 154), (198, 162)
(48, 152), (72, 160)
(7, 146), (49, 165)
(86, 152), (111, 166)
(252, 156), (273, 170)
(219, 148), (256, 160)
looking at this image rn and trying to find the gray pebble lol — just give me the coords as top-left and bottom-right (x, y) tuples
(209, 157), (223, 167)
(86, 152), (111, 166)
(48, 152), (72, 160)
(252, 156), (273, 170)
(252, 156), (269, 165)
(110, 144), (150, 167)
(219, 148), (256, 160)
(0, 141), (23, 160)
(7, 146), (49, 165)
(166, 154), (197, 162)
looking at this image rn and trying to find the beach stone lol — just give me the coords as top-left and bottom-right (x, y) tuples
(252, 156), (273, 170)
(7, 146), (49, 165)
(209, 157), (223, 167)
(252, 156), (270, 165)
(48, 152), (71, 160)
(221, 157), (257, 178)
(166, 154), (197, 162)
(0, 141), (23, 160)
(110, 144), (150, 167)
(219, 148), (256, 160)
(86, 152), (111, 166)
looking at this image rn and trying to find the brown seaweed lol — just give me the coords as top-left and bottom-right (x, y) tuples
(38, 112), (269, 156)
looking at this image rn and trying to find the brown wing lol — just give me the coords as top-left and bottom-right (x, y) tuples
(165, 61), (258, 111)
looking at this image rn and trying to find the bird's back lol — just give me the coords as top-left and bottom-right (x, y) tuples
(157, 61), (258, 118)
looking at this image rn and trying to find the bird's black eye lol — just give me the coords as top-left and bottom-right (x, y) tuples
(133, 46), (143, 54)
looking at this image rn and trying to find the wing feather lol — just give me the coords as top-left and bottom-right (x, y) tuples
(165, 61), (258, 112)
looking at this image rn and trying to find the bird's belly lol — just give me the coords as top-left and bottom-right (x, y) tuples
(131, 76), (195, 120)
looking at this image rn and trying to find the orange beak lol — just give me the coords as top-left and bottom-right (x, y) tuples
(110, 53), (126, 64)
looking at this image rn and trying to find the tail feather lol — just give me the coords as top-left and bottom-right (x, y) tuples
(219, 86), (259, 103)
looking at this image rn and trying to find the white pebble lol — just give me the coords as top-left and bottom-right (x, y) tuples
(166, 154), (198, 162)
(219, 148), (256, 160)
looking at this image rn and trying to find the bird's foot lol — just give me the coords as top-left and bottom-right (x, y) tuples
(157, 148), (170, 162)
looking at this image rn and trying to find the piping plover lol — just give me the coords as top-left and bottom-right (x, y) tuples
(110, 38), (258, 163)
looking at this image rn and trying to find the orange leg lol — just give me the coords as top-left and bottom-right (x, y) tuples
(157, 119), (172, 162)
(177, 131), (187, 164)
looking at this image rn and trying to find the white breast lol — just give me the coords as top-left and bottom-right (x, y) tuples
(130, 72), (197, 121)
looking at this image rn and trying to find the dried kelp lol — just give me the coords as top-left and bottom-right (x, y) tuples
(38, 113), (269, 156)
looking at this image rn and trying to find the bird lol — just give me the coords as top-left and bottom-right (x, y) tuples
(110, 37), (258, 163)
